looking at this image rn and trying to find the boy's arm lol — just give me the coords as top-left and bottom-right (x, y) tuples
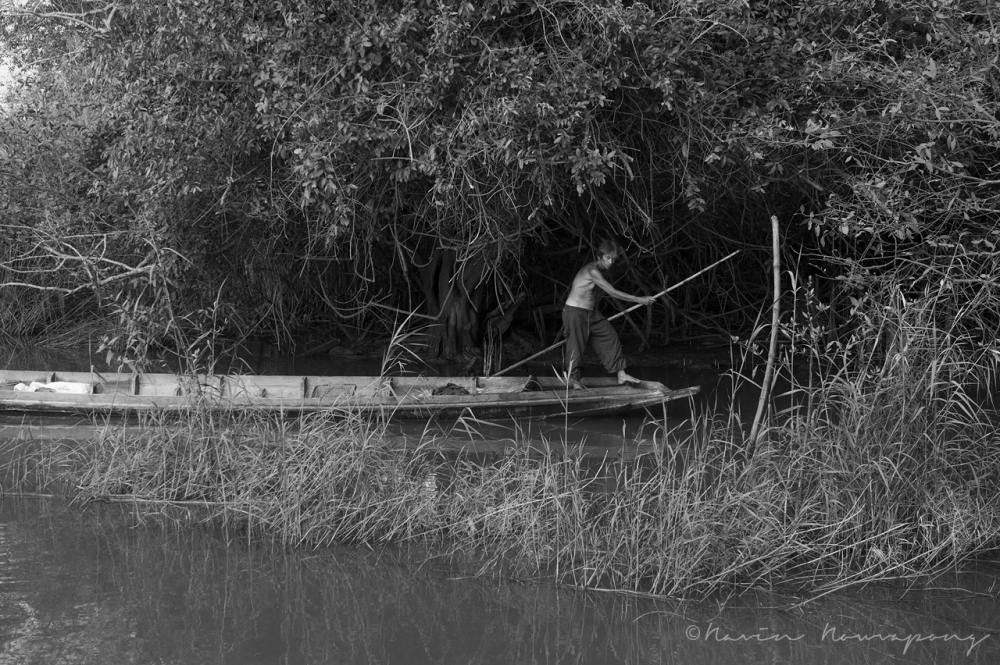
(589, 267), (655, 305)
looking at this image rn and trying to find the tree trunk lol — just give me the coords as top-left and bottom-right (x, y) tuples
(414, 248), (484, 362)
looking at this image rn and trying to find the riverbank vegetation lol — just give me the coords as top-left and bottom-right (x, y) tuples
(5, 303), (999, 600)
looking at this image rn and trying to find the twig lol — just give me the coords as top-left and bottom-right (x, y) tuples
(1, 491), (57, 499)
(9, 3), (118, 33)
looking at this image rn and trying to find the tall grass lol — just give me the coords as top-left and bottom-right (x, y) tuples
(4, 385), (998, 600)
(2, 408), (444, 545)
(3, 288), (1000, 599)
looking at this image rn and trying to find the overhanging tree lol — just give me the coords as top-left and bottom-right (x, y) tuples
(1, 0), (998, 374)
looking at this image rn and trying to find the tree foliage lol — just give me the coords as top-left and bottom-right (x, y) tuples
(1, 0), (999, 370)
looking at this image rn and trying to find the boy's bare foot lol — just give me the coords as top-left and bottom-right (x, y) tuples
(617, 370), (640, 385)
(566, 377), (586, 390)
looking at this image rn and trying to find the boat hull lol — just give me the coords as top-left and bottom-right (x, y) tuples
(0, 371), (699, 420)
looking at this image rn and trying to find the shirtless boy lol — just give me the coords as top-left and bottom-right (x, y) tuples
(562, 238), (655, 389)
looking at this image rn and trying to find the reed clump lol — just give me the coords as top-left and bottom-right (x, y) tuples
(2, 409), (443, 545)
(428, 374), (1000, 598)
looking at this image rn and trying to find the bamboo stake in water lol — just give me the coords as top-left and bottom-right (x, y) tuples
(491, 250), (741, 377)
(748, 217), (780, 445)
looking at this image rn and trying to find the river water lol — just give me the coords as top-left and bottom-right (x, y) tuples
(0, 498), (997, 664)
(1, 345), (999, 663)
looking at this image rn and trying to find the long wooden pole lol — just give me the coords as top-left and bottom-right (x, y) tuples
(491, 250), (741, 377)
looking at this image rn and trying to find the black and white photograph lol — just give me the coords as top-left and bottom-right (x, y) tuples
(0, 1), (998, 663)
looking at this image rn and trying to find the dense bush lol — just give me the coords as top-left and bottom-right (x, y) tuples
(1, 1), (998, 371)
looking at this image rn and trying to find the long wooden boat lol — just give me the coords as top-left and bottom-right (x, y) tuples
(0, 370), (699, 420)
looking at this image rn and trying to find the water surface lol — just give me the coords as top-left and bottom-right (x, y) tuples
(0, 499), (997, 665)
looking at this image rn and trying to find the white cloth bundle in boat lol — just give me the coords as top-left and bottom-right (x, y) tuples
(13, 381), (92, 394)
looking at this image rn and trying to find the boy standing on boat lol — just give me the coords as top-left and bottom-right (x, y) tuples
(562, 238), (655, 390)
